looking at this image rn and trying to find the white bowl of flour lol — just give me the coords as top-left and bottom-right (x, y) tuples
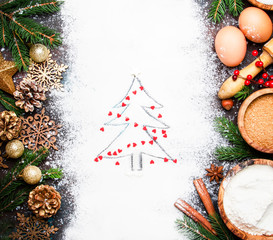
(218, 159), (273, 239)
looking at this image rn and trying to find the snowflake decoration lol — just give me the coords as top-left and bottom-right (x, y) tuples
(19, 108), (62, 152)
(26, 54), (68, 91)
(9, 213), (58, 240)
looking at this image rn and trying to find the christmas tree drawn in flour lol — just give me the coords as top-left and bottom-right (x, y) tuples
(94, 76), (177, 170)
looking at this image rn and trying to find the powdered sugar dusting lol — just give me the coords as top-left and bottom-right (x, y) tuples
(50, 0), (229, 239)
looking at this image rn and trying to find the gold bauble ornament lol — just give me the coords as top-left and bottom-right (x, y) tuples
(5, 140), (24, 158)
(29, 44), (49, 63)
(21, 166), (42, 185)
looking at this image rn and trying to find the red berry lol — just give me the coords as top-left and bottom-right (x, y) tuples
(255, 61), (260, 67)
(262, 73), (268, 79)
(234, 70), (240, 76)
(270, 81), (273, 88)
(265, 81), (270, 87)
(270, 75), (273, 80)
(232, 75), (238, 80)
(258, 61), (263, 67)
(247, 75), (252, 80)
(252, 50), (258, 56)
(245, 80), (251, 86)
(258, 79), (264, 84)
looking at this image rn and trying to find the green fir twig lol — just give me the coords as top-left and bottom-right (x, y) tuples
(226, 0), (244, 17)
(42, 168), (63, 180)
(209, 214), (234, 240)
(0, 148), (49, 213)
(0, 89), (24, 115)
(234, 85), (253, 101)
(0, 0), (63, 70)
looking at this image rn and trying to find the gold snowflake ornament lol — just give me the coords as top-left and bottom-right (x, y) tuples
(9, 213), (58, 240)
(27, 54), (68, 91)
(20, 108), (62, 152)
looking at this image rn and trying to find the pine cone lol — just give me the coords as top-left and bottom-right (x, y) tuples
(13, 79), (46, 112)
(0, 111), (21, 141)
(28, 185), (61, 218)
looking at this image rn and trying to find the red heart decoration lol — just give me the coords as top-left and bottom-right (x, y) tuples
(113, 151), (117, 156)
(158, 114), (162, 118)
(94, 158), (98, 162)
(118, 149), (122, 153)
(173, 159), (177, 163)
(163, 134), (167, 138)
(126, 96), (130, 100)
(122, 102), (126, 107)
(164, 158), (168, 162)
(108, 111), (112, 116)
(149, 140), (153, 145)
(117, 113), (121, 118)
(132, 90), (137, 95)
(134, 123), (138, 127)
(127, 144), (131, 148)
(107, 151), (112, 156)
(151, 106), (155, 110)
(140, 86), (144, 90)
(125, 117), (130, 121)
(133, 143), (137, 147)
(98, 156), (103, 160)
(141, 141), (145, 145)
(150, 160), (154, 164)
(100, 127), (104, 132)
(115, 161), (120, 166)
(143, 126), (147, 131)
(153, 136), (157, 141)
(152, 129), (156, 133)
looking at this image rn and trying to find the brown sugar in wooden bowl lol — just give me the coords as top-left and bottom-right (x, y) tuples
(238, 88), (273, 154)
(248, 0), (273, 10)
(218, 159), (273, 240)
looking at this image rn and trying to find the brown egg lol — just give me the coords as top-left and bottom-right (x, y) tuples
(239, 7), (272, 43)
(215, 26), (247, 67)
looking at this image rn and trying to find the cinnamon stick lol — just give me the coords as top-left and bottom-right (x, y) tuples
(174, 198), (217, 235)
(193, 178), (216, 216)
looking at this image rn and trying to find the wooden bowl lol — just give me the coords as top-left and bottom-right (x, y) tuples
(218, 159), (273, 239)
(248, 0), (273, 10)
(238, 88), (273, 154)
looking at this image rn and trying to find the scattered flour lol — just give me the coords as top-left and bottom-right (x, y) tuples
(49, 0), (229, 239)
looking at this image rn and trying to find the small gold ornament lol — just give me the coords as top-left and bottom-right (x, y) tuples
(29, 44), (49, 63)
(5, 140), (24, 158)
(21, 165), (42, 185)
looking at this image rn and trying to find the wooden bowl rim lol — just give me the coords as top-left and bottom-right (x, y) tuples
(218, 159), (273, 239)
(247, 0), (273, 10)
(238, 88), (273, 154)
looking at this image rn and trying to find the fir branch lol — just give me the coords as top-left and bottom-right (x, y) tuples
(208, 0), (226, 23)
(0, 89), (24, 115)
(42, 168), (63, 179)
(214, 146), (259, 161)
(209, 214), (235, 240)
(226, 0), (244, 17)
(234, 85), (253, 101)
(176, 216), (218, 240)
(214, 117), (245, 147)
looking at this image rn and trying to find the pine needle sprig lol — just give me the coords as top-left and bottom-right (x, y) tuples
(209, 214), (235, 240)
(208, 0), (226, 23)
(234, 85), (253, 101)
(42, 168), (63, 180)
(0, 89), (25, 116)
(0, 0), (63, 70)
(176, 216), (218, 240)
(214, 146), (259, 161)
(0, 148), (49, 212)
(226, 0), (244, 17)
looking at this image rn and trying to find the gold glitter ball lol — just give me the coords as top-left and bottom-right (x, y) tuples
(29, 44), (49, 63)
(5, 140), (24, 158)
(21, 166), (42, 185)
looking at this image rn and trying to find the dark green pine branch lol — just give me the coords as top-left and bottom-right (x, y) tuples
(0, 148), (49, 212)
(214, 117), (272, 161)
(42, 168), (63, 180)
(209, 214), (235, 240)
(209, 0), (227, 23)
(234, 85), (253, 101)
(226, 0), (244, 17)
(0, 89), (25, 116)
(0, 0), (63, 70)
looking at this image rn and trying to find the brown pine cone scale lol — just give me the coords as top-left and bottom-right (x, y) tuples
(0, 111), (21, 141)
